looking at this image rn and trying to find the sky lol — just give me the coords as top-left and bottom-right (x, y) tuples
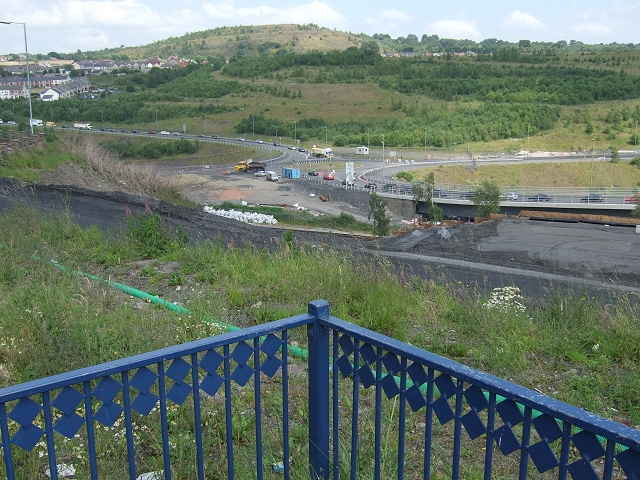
(1, 0), (639, 56)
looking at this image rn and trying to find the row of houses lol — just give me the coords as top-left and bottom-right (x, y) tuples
(0, 77), (90, 100)
(380, 50), (478, 58)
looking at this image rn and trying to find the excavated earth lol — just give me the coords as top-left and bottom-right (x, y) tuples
(2, 162), (640, 304)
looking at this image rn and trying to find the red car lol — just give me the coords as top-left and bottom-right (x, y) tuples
(212, 134), (220, 139)
(323, 173), (335, 181)
(624, 194), (640, 204)
(147, 130), (156, 134)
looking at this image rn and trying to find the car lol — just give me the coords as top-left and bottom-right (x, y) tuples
(7, 121), (17, 125)
(212, 134), (220, 139)
(364, 183), (377, 190)
(624, 194), (640, 204)
(529, 193), (553, 202)
(256, 139), (264, 144)
(236, 137), (245, 141)
(432, 189), (448, 197)
(461, 191), (476, 199)
(100, 128), (107, 132)
(288, 145), (296, 150)
(61, 125), (68, 129)
(172, 131), (181, 136)
(273, 142), (281, 146)
(147, 130), (156, 134)
(254, 170), (267, 177)
(342, 180), (355, 187)
(197, 134), (206, 137)
(298, 147), (306, 153)
(382, 183), (398, 192)
(581, 193), (604, 203)
(499, 192), (519, 201)
(131, 129), (140, 133)
(107, 128), (117, 132)
(120, 129), (128, 133)
(308, 170), (319, 176)
(160, 131), (170, 135)
(323, 173), (335, 181)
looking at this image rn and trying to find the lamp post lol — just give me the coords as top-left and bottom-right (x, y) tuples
(453, 142), (457, 159)
(591, 138), (595, 190)
(325, 126), (328, 148)
(424, 128), (427, 160)
(1, 21), (33, 136)
(294, 121), (296, 144)
(382, 133), (385, 164)
(275, 129), (278, 143)
(367, 129), (370, 159)
(636, 121), (638, 151)
(252, 115), (255, 139)
(155, 109), (158, 130)
(204, 113), (207, 133)
(101, 108), (104, 128)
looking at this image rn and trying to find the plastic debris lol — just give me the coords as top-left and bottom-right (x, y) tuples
(45, 464), (76, 478)
(437, 226), (451, 240)
(203, 206), (278, 224)
(137, 472), (163, 480)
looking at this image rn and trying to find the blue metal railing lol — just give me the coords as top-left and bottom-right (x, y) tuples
(1, 300), (640, 479)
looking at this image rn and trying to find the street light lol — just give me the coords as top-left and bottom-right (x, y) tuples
(591, 138), (595, 190)
(367, 129), (370, 159)
(101, 108), (104, 128)
(1, 21), (33, 136)
(382, 133), (385, 164)
(424, 128), (427, 160)
(275, 129), (278, 143)
(252, 115), (255, 139)
(325, 126), (328, 148)
(155, 109), (158, 130)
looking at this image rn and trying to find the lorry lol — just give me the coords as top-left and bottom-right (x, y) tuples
(73, 122), (92, 130)
(266, 171), (279, 181)
(234, 159), (266, 172)
(30, 119), (43, 127)
(45, 121), (56, 128)
(311, 146), (334, 159)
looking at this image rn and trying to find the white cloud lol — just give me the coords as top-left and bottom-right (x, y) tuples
(201, 1), (345, 26)
(427, 20), (479, 39)
(502, 11), (546, 31)
(379, 9), (409, 22)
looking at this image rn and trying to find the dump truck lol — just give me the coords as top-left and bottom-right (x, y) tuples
(234, 159), (266, 172)
(311, 146), (334, 159)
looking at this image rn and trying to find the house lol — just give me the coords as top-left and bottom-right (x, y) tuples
(0, 83), (28, 99)
(355, 146), (369, 155)
(39, 78), (91, 101)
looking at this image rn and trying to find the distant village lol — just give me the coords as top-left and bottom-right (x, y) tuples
(0, 55), (196, 101)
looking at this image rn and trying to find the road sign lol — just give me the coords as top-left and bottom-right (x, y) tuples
(389, 151), (397, 157)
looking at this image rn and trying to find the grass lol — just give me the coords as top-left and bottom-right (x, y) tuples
(0, 207), (639, 477)
(408, 160), (640, 190)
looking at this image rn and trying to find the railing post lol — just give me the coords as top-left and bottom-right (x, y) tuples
(307, 300), (330, 480)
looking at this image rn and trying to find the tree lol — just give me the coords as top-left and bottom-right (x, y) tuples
(473, 180), (501, 218)
(412, 171), (435, 206)
(631, 155), (640, 168)
(368, 192), (391, 236)
(610, 146), (620, 163)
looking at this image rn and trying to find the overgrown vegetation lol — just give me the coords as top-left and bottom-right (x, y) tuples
(473, 180), (501, 218)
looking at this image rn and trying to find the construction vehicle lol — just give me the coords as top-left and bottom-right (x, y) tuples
(45, 121), (56, 128)
(73, 122), (92, 130)
(234, 159), (266, 172)
(311, 146), (334, 159)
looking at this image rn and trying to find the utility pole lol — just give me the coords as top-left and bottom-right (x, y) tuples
(1, 21), (33, 135)
(424, 128), (427, 160)
(325, 126), (328, 148)
(591, 137), (595, 191)
(294, 121), (296, 143)
(367, 129), (370, 159)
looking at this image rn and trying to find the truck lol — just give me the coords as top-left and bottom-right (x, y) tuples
(311, 146), (334, 159)
(30, 119), (43, 127)
(266, 171), (279, 181)
(45, 121), (56, 128)
(73, 122), (92, 130)
(234, 159), (266, 172)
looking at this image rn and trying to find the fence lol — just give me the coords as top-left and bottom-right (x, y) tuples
(1, 300), (639, 479)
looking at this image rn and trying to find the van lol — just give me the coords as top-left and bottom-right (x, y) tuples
(266, 171), (279, 182)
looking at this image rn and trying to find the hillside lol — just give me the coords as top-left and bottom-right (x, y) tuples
(88, 24), (369, 61)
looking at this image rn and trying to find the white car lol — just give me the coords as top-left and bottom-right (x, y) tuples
(256, 139), (264, 144)
(288, 145), (296, 150)
(160, 131), (170, 135)
(236, 137), (245, 141)
(499, 192), (519, 201)
(254, 170), (267, 177)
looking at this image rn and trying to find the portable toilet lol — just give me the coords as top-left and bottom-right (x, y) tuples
(356, 146), (369, 155)
(281, 167), (301, 179)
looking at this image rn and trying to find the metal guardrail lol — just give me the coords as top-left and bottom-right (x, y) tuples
(1, 300), (639, 479)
